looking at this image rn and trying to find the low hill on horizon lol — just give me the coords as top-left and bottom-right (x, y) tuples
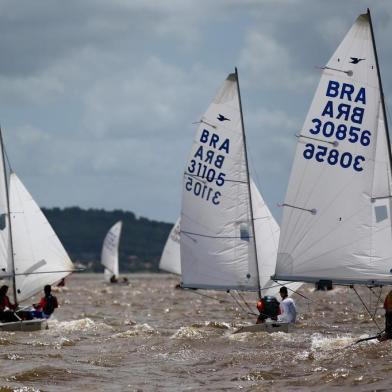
(42, 206), (173, 272)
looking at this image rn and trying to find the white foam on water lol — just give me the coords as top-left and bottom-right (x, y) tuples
(113, 323), (158, 338)
(48, 318), (113, 333)
(204, 320), (231, 329)
(171, 326), (208, 340)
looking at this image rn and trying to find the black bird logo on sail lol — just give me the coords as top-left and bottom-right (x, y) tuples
(217, 114), (230, 122)
(349, 57), (365, 64)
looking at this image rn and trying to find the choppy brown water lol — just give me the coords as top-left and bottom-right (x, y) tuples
(0, 273), (391, 391)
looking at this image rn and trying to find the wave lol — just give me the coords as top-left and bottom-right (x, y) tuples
(48, 318), (113, 334)
(112, 323), (158, 338)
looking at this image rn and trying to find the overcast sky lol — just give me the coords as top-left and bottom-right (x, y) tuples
(0, 0), (391, 224)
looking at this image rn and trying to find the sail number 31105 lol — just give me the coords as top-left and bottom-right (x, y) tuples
(185, 176), (221, 205)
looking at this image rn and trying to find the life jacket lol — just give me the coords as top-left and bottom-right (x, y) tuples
(385, 292), (392, 312)
(0, 295), (7, 311)
(42, 295), (58, 315)
(262, 296), (280, 317)
(256, 299), (264, 312)
(0, 295), (13, 311)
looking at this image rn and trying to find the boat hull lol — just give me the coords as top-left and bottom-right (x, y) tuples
(234, 322), (292, 334)
(0, 319), (48, 332)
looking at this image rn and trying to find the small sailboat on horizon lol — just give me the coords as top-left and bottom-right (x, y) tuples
(101, 220), (128, 284)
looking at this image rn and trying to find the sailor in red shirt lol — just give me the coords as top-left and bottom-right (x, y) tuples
(33, 285), (58, 319)
(0, 285), (18, 322)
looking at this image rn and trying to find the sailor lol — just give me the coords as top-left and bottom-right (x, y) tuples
(278, 286), (297, 323)
(0, 285), (18, 322)
(383, 289), (392, 339)
(110, 274), (118, 284)
(32, 285), (58, 319)
(256, 296), (280, 324)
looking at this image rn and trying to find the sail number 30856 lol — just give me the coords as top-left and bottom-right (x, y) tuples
(303, 143), (365, 171)
(310, 118), (371, 146)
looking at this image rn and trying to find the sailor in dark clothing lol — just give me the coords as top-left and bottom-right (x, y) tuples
(110, 274), (118, 284)
(0, 285), (18, 322)
(32, 285), (58, 319)
(383, 290), (392, 339)
(256, 295), (280, 324)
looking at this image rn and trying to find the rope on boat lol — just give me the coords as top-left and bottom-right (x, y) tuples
(182, 288), (231, 304)
(228, 291), (257, 317)
(367, 285), (384, 321)
(236, 290), (256, 315)
(272, 280), (313, 302)
(351, 285), (383, 333)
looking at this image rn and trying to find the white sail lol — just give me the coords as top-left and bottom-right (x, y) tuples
(181, 72), (258, 291)
(0, 139), (10, 277)
(101, 221), (122, 280)
(275, 12), (392, 285)
(159, 217), (181, 275)
(10, 173), (74, 302)
(161, 182), (302, 295)
(251, 179), (303, 296)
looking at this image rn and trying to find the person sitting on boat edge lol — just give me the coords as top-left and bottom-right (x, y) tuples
(256, 295), (280, 324)
(380, 289), (392, 341)
(110, 274), (118, 284)
(277, 286), (297, 323)
(32, 285), (58, 319)
(0, 285), (18, 322)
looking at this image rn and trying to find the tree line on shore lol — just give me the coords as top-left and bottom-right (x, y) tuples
(42, 207), (173, 272)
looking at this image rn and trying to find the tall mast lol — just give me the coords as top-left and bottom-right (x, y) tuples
(235, 67), (262, 299)
(0, 128), (17, 304)
(368, 9), (392, 172)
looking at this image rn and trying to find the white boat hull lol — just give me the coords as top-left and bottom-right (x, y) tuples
(234, 322), (292, 334)
(0, 319), (48, 332)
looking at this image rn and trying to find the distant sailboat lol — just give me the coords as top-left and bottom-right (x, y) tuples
(0, 131), (74, 331)
(159, 218), (181, 275)
(10, 173), (74, 302)
(273, 10), (392, 331)
(101, 221), (124, 283)
(180, 69), (301, 331)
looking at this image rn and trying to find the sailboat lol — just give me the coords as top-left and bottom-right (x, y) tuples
(160, 181), (280, 284)
(180, 69), (301, 332)
(159, 217), (181, 275)
(272, 10), (392, 334)
(101, 220), (126, 283)
(0, 132), (74, 331)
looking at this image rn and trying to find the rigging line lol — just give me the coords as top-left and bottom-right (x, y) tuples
(351, 285), (383, 333)
(368, 285), (383, 321)
(180, 230), (253, 240)
(183, 172), (247, 185)
(228, 290), (257, 317)
(0, 268), (85, 278)
(182, 288), (231, 304)
(296, 133), (338, 146)
(236, 290), (255, 315)
(272, 280), (313, 302)
(192, 119), (217, 129)
(3, 145), (13, 173)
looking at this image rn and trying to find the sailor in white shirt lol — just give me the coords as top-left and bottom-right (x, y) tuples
(278, 286), (297, 323)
